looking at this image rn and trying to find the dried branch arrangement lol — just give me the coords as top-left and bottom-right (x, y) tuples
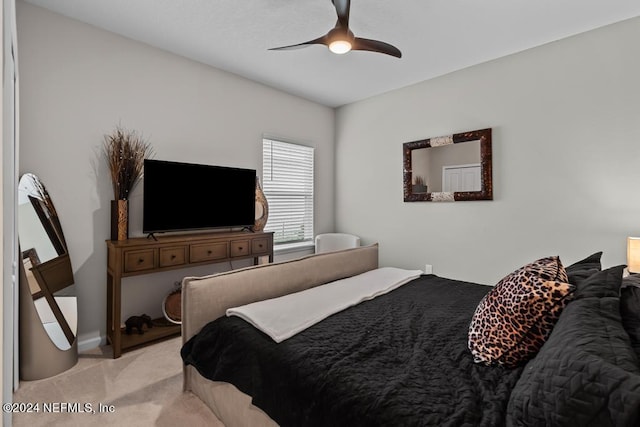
(103, 126), (154, 200)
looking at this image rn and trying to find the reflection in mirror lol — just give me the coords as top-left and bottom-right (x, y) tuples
(18, 173), (76, 350)
(403, 128), (492, 202)
(411, 141), (481, 193)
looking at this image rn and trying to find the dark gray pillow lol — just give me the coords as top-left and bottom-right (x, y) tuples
(620, 284), (640, 360)
(572, 264), (623, 299)
(565, 252), (602, 288)
(507, 266), (640, 426)
(622, 274), (640, 289)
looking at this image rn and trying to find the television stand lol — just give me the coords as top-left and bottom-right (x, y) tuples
(106, 230), (274, 358)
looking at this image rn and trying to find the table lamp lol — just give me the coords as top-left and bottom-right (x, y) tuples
(627, 237), (640, 274)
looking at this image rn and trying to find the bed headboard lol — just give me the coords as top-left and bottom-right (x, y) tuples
(181, 243), (379, 343)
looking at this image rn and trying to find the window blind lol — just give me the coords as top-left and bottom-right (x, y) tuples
(262, 139), (314, 245)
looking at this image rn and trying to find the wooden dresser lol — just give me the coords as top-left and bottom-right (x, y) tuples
(106, 230), (274, 358)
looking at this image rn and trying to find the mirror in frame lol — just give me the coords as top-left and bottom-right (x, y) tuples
(403, 128), (493, 202)
(18, 173), (78, 379)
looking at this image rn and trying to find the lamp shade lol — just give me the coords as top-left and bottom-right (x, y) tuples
(627, 237), (640, 273)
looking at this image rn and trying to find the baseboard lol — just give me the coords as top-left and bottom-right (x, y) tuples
(77, 333), (105, 353)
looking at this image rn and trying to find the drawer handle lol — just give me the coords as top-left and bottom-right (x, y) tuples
(258, 244), (263, 248)
(238, 246), (243, 251)
(207, 250), (212, 255)
(171, 255), (176, 260)
(138, 258), (144, 264)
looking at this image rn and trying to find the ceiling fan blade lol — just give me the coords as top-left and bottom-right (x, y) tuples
(269, 35), (328, 51)
(332, 0), (350, 28)
(352, 37), (402, 58)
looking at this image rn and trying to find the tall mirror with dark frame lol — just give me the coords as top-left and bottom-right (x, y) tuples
(403, 128), (493, 202)
(18, 173), (78, 379)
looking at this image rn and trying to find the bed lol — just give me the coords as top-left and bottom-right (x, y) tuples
(181, 244), (640, 426)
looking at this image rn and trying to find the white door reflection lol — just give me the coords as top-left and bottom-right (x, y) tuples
(442, 164), (481, 192)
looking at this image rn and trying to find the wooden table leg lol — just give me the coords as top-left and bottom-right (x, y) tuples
(107, 272), (122, 358)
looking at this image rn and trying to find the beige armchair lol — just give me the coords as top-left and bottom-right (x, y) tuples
(314, 233), (361, 254)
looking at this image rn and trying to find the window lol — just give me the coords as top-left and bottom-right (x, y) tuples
(262, 139), (314, 245)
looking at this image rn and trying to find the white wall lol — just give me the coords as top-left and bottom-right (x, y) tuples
(336, 16), (640, 285)
(16, 2), (335, 348)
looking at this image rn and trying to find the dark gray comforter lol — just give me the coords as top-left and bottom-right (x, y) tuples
(182, 272), (640, 426)
(182, 275), (523, 426)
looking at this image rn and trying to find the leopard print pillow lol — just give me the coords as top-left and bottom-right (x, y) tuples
(468, 256), (575, 367)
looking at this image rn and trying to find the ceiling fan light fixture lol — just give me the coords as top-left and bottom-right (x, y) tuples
(269, 0), (401, 58)
(329, 39), (352, 54)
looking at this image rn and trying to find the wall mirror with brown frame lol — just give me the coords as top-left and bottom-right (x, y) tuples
(403, 128), (493, 202)
(18, 173), (78, 380)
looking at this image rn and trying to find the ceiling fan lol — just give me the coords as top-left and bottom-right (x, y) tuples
(269, 0), (402, 58)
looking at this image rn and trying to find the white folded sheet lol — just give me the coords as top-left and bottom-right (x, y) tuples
(226, 267), (423, 343)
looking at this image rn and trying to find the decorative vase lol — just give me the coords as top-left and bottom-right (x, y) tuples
(254, 177), (269, 232)
(110, 199), (129, 241)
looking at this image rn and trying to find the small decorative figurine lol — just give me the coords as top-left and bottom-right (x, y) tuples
(125, 314), (153, 335)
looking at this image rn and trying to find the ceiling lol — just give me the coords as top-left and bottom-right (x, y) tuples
(22, 0), (640, 108)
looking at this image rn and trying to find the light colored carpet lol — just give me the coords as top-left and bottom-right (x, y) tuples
(12, 337), (224, 427)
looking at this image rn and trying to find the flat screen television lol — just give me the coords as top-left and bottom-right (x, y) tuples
(143, 159), (256, 234)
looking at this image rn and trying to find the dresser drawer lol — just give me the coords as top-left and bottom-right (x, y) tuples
(190, 242), (228, 263)
(159, 246), (187, 267)
(251, 238), (270, 255)
(124, 249), (156, 273)
(230, 239), (250, 257)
